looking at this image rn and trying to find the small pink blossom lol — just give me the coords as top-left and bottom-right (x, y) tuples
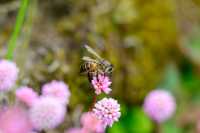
(16, 86), (38, 107)
(81, 112), (104, 133)
(0, 106), (33, 133)
(42, 80), (70, 105)
(143, 89), (176, 123)
(29, 96), (66, 130)
(93, 98), (121, 127)
(91, 75), (112, 95)
(0, 60), (19, 91)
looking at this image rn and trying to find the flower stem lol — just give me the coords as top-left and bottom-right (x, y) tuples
(89, 95), (97, 111)
(6, 0), (29, 60)
(155, 122), (162, 133)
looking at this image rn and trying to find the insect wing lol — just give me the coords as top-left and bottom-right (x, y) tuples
(84, 45), (102, 60)
(82, 56), (98, 63)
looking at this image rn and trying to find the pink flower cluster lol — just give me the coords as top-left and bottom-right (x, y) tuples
(91, 75), (112, 95)
(29, 96), (66, 130)
(93, 98), (121, 127)
(65, 112), (104, 133)
(0, 106), (33, 133)
(0, 60), (72, 132)
(16, 86), (38, 107)
(81, 112), (104, 132)
(42, 80), (70, 105)
(0, 77), (70, 133)
(143, 89), (176, 123)
(27, 80), (70, 130)
(0, 60), (19, 91)
(14, 80), (71, 131)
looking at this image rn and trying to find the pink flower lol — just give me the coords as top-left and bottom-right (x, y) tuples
(93, 98), (121, 127)
(16, 86), (38, 107)
(0, 60), (19, 91)
(143, 89), (176, 123)
(42, 80), (70, 105)
(0, 106), (33, 133)
(81, 112), (104, 133)
(29, 96), (66, 130)
(91, 75), (112, 95)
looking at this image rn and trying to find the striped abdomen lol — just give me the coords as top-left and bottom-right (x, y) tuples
(80, 62), (98, 74)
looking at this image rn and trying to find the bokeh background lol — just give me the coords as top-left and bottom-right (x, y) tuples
(1, 0), (200, 132)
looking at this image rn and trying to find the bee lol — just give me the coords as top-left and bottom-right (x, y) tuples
(80, 45), (113, 82)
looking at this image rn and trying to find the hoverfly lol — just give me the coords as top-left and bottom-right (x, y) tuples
(80, 45), (113, 82)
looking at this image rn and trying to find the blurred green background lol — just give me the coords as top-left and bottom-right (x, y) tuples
(1, 0), (200, 132)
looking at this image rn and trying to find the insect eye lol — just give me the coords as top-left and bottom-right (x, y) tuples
(106, 67), (113, 73)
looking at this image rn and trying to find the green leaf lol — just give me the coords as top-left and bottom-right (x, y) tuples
(128, 107), (153, 133)
(159, 63), (180, 90)
(107, 122), (126, 133)
(162, 120), (182, 133)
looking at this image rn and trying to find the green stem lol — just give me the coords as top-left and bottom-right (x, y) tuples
(6, 0), (29, 60)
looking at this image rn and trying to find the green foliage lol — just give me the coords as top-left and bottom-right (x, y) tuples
(162, 120), (182, 133)
(6, 0), (29, 60)
(108, 106), (153, 133)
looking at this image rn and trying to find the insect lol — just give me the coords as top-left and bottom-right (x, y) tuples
(80, 45), (113, 82)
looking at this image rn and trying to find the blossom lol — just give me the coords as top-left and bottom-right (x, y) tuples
(91, 75), (112, 95)
(0, 60), (19, 91)
(42, 80), (70, 105)
(29, 96), (66, 130)
(81, 112), (104, 133)
(143, 89), (176, 123)
(16, 86), (38, 107)
(93, 98), (121, 127)
(0, 106), (33, 133)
